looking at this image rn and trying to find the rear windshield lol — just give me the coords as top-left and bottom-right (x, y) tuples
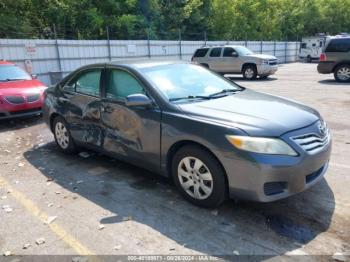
(193, 48), (209, 57)
(325, 38), (350, 52)
(0, 65), (31, 82)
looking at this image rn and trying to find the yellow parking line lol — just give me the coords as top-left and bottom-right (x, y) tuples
(0, 176), (97, 257)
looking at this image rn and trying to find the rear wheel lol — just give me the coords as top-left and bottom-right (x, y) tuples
(334, 65), (350, 82)
(242, 65), (257, 80)
(53, 116), (77, 153)
(172, 145), (227, 207)
(306, 55), (312, 63)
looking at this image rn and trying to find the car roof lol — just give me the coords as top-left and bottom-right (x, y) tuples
(79, 60), (190, 70)
(198, 45), (245, 49)
(0, 60), (14, 65)
(109, 59), (188, 69)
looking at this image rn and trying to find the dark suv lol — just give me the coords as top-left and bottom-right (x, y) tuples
(317, 36), (350, 82)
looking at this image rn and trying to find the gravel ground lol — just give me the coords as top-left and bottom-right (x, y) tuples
(0, 62), (349, 260)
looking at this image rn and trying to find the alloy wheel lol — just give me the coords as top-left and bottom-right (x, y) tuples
(337, 67), (350, 81)
(177, 156), (213, 200)
(55, 122), (69, 149)
(244, 68), (255, 79)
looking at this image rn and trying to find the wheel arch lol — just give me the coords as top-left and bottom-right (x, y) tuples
(241, 62), (257, 72)
(332, 62), (350, 72)
(166, 140), (229, 188)
(49, 112), (62, 132)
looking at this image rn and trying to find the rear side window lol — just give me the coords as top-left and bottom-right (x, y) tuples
(66, 69), (102, 96)
(326, 39), (350, 52)
(301, 43), (307, 49)
(193, 48), (208, 57)
(209, 48), (222, 57)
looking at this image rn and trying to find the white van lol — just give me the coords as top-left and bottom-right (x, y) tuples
(299, 36), (326, 62)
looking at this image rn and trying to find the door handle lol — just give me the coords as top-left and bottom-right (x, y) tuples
(58, 97), (69, 103)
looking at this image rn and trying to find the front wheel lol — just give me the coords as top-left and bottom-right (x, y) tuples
(242, 65), (257, 80)
(334, 65), (350, 82)
(172, 145), (227, 207)
(53, 116), (77, 153)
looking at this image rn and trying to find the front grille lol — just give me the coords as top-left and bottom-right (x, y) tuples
(305, 165), (325, 184)
(5, 96), (25, 104)
(26, 94), (40, 103)
(292, 129), (330, 154)
(264, 182), (287, 196)
(269, 60), (278, 65)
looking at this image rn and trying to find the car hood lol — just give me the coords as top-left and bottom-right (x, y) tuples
(178, 89), (320, 137)
(247, 54), (277, 60)
(0, 79), (47, 96)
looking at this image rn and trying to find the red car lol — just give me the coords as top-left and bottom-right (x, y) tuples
(0, 61), (47, 120)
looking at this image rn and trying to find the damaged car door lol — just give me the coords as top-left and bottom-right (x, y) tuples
(100, 67), (161, 171)
(60, 67), (104, 144)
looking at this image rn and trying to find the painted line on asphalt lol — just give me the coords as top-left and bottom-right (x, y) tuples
(0, 176), (97, 257)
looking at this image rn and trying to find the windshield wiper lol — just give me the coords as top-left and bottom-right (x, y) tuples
(169, 95), (211, 102)
(209, 89), (240, 97)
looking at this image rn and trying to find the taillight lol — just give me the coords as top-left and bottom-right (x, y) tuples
(320, 53), (326, 61)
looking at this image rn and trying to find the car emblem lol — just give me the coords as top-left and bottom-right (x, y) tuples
(318, 122), (326, 136)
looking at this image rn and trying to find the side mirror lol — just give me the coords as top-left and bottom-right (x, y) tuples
(232, 52), (238, 57)
(125, 94), (153, 108)
(31, 74), (37, 79)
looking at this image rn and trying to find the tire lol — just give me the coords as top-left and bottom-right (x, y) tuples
(242, 65), (257, 80)
(53, 116), (77, 154)
(260, 75), (269, 80)
(334, 64), (350, 82)
(306, 56), (312, 63)
(200, 63), (209, 69)
(171, 145), (227, 208)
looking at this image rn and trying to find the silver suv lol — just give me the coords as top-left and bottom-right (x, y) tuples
(192, 45), (278, 79)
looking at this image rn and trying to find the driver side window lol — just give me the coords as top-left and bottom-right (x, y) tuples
(106, 69), (145, 100)
(223, 47), (237, 57)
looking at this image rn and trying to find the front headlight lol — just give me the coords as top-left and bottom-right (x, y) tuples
(261, 59), (269, 65)
(226, 135), (297, 156)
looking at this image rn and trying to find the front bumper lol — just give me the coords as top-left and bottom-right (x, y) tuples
(257, 64), (278, 76)
(0, 108), (42, 120)
(221, 122), (332, 202)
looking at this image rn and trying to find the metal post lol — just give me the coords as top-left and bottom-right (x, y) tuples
(260, 40), (263, 54)
(204, 31), (207, 46)
(53, 24), (62, 72)
(284, 41), (288, 63)
(178, 29), (182, 60)
(147, 27), (151, 58)
(106, 26), (112, 61)
(273, 41), (276, 56)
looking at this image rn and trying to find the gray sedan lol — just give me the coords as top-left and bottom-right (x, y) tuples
(43, 61), (331, 207)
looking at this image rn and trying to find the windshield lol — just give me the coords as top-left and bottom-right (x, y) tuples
(142, 64), (242, 101)
(235, 46), (254, 56)
(0, 65), (31, 82)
